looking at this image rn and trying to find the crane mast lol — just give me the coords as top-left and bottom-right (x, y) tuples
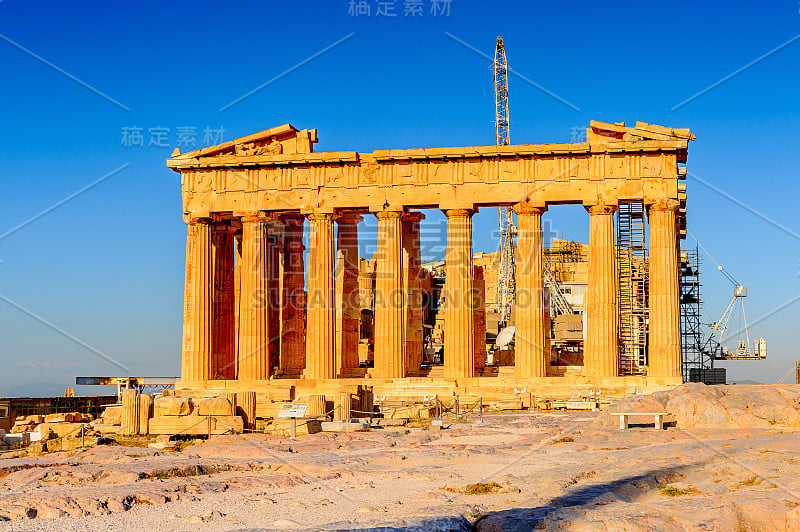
(494, 37), (510, 147)
(494, 37), (515, 326)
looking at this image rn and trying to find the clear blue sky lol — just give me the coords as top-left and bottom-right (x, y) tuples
(1, 1), (798, 395)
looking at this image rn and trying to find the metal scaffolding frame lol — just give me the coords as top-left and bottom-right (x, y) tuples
(680, 246), (708, 382)
(616, 202), (649, 375)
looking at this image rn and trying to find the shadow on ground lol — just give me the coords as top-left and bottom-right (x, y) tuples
(230, 515), (473, 532)
(473, 466), (687, 531)
(233, 466), (687, 532)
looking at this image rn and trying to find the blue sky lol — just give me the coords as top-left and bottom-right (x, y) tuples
(1, 1), (798, 395)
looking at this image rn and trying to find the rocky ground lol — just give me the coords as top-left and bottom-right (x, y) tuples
(1, 384), (800, 531)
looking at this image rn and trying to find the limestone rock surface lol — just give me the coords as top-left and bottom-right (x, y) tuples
(597, 383), (800, 429)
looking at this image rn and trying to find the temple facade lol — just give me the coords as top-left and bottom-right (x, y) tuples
(167, 121), (693, 400)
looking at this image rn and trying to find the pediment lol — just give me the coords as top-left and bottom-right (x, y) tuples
(589, 121), (696, 143)
(171, 124), (318, 160)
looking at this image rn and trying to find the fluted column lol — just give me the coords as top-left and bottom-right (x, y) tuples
(648, 200), (681, 378)
(335, 213), (362, 375)
(374, 209), (405, 379)
(514, 204), (548, 377)
(237, 213), (270, 380)
(212, 222), (236, 379)
(584, 204), (619, 377)
(182, 217), (213, 381)
(280, 214), (306, 374)
(444, 209), (476, 379)
(305, 213), (336, 379)
(402, 212), (425, 374)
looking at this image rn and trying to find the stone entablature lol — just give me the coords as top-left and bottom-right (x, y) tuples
(168, 121), (692, 216)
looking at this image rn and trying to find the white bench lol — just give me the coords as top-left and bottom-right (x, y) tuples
(610, 412), (670, 430)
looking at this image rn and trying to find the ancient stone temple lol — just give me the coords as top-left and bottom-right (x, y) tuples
(167, 121), (693, 401)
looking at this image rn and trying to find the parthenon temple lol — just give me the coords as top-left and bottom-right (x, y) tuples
(167, 120), (694, 402)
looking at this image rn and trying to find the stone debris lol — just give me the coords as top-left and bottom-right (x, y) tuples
(320, 420), (370, 432)
(147, 441), (179, 451)
(154, 396), (193, 417)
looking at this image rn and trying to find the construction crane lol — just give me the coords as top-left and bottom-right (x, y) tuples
(692, 234), (767, 361)
(493, 37), (573, 327)
(494, 37), (510, 147)
(705, 282), (766, 360)
(494, 36), (516, 327)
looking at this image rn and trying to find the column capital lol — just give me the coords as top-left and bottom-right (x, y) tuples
(186, 215), (212, 226)
(646, 199), (681, 212)
(401, 211), (426, 223)
(513, 202), (547, 216)
(584, 203), (618, 215)
(443, 208), (476, 218)
(307, 212), (335, 222)
(237, 211), (273, 224)
(375, 209), (405, 221)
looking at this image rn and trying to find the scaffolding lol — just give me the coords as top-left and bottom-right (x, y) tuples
(545, 240), (584, 264)
(543, 267), (572, 317)
(616, 202), (649, 375)
(680, 246), (710, 382)
(543, 241), (586, 307)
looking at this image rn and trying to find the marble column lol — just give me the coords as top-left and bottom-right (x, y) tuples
(444, 209), (476, 379)
(402, 212), (425, 374)
(335, 213), (362, 375)
(212, 221), (236, 379)
(182, 217), (213, 381)
(374, 209), (405, 379)
(514, 204), (548, 378)
(305, 213), (336, 379)
(280, 214), (306, 374)
(648, 200), (682, 378)
(237, 213), (270, 381)
(584, 204), (619, 377)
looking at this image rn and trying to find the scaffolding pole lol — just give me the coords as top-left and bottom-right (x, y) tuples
(680, 245), (708, 382)
(616, 202), (648, 375)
